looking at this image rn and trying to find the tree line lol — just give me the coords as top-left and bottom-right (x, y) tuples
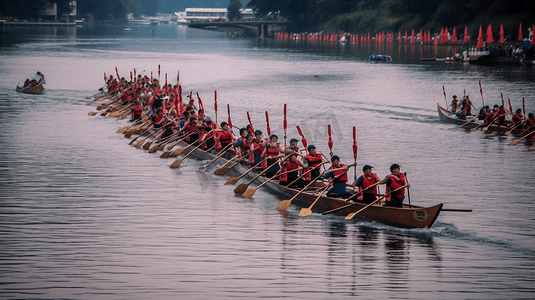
(247, 0), (535, 37)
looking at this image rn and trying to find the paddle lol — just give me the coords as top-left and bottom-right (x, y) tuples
(142, 130), (165, 149)
(286, 162), (328, 187)
(405, 172), (411, 208)
(129, 125), (153, 145)
(124, 120), (151, 138)
(283, 104), (287, 148)
(299, 184), (332, 216)
(345, 184), (409, 220)
(529, 145), (535, 151)
(86, 92), (108, 105)
(351, 126), (358, 189)
(247, 111), (255, 133)
(149, 132), (178, 153)
(214, 90), (218, 123)
(505, 120), (523, 136)
(265, 111), (271, 136)
(226, 155), (275, 186)
(197, 142), (234, 171)
(118, 119), (144, 134)
(213, 146), (261, 175)
(479, 81), (485, 106)
(234, 156), (285, 195)
(296, 125), (307, 154)
(241, 169), (282, 198)
(169, 139), (208, 168)
(483, 117), (498, 132)
(442, 209), (473, 212)
(509, 129), (535, 145)
(327, 125), (333, 157)
(508, 99), (513, 116)
(469, 116), (490, 132)
(134, 128), (160, 148)
(451, 116), (479, 130)
(168, 130), (201, 157)
(442, 85), (448, 108)
(321, 182), (381, 215)
(275, 165), (354, 211)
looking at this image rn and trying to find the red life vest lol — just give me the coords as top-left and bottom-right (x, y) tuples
(153, 115), (163, 123)
(358, 173), (380, 195)
(132, 104), (143, 116)
(266, 143), (280, 158)
(528, 119), (535, 127)
(303, 153), (322, 181)
(512, 114), (523, 123)
(387, 173), (406, 201)
(329, 164), (348, 182)
(280, 160), (302, 183)
(451, 99), (459, 111)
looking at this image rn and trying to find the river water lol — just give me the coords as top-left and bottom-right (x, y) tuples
(1, 24), (534, 299)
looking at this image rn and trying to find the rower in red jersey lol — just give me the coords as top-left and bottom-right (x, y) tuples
(214, 122), (234, 151)
(263, 134), (284, 177)
(380, 164), (410, 208)
(303, 145), (325, 183)
(279, 153), (304, 188)
(355, 165), (381, 204)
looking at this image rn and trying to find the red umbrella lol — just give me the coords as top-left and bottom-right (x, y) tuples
(486, 24), (494, 44)
(499, 24), (505, 43)
(518, 23), (523, 41)
(452, 27), (458, 43)
(463, 26), (469, 43)
(477, 25), (483, 48)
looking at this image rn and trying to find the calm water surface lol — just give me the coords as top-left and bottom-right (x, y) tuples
(1, 24), (534, 299)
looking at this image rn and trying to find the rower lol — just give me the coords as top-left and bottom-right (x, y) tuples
(303, 145), (324, 184)
(284, 138), (300, 155)
(280, 153), (304, 188)
(456, 95), (474, 119)
(183, 116), (202, 143)
(130, 100), (143, 122)
(34, 71), (45, 84)
(380, 164), (410, 208)
(214, 122), (233, 151)
(496, 105), (508, 126)
(527, 113), (535, 131)
(355, 165), (381, 204)
(199, 117), (215, 150)
(250, 130), (266, 166)
(512, 108), (524, 127)
(449, 95), (459, 114)
(233, 130), (253, 160)
(263, 134), (283, 177)
(324, 155), (350, 198)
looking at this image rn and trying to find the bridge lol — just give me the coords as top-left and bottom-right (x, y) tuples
(188, 20), (291, 37)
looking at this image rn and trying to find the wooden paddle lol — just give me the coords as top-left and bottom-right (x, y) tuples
(88, 111), (99, 116)
(505, 121), (524, 136)
(134, 128), (160, 148)
(149, 132), (178, 153)
(166, 129), (199, 150)
(241, 169), (282, 198)
(451, 116), (479, 130)
(508, 129), (535, 145)
(197, 143), (234, 171)
(345, 184), (409, 220)
(129, 125), (153, 145)
(213, 146), (261, 176)
(118, 119), (144, 134)
(234, 156), (286, 194)
(528, 145), (535, 151)
(86, 94), (110, 105)
(299, 184), (332, 216)
(320, 182), (382, 215)
(275, 165), (353, 211)
(470, 117), (491, 132)
(226, 155), (275, 186)
(169, 139), (207, 168)
(483, 117), (499, 132)
(142, 130), (165, 149)
(124, 120), (151, 138)
(167, 130), (201, 157)
(405, 172), (411, 208)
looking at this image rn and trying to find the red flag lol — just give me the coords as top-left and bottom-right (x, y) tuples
(463, 26), (469, 43)
(477, 25), (483, 48)
(452, 27), (458, 43)
(327, 124), (333, 155)
(486, 24), (494, 44)
(508, 99), (513, 115)
(499, 24), (505, 43)
(296, 125), (307, 153)
(352, 127), (358, 161)
(247, 111), (254, 133)
(227, 104), (233, 130)
(265, 111), (271, 136)
(196, 92), (204, 115)
(518, 23), (523, 41)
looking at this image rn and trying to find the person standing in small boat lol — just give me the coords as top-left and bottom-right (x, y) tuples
(380, 164), (410, 208)
(355, 165), (381, 204)
(449, 95), (459, 115)
(34, 71), (45, 84)
(324, 155), (351, 198)
(263, 134), (283, 177)
(456, 95), (474, 119)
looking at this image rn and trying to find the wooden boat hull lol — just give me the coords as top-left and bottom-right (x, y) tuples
(176, 141), (443, 229)
(437, 103), (525, 135)
(16, 84), (44, 94)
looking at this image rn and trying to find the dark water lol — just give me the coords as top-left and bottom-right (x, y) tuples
(1, 24), (534, 299)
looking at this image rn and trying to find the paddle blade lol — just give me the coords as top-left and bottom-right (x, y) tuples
(529, 145), (535, 151)
(276, 200), (292, 211)
(299, 208), (313, 217)
(469, 127), (478, 132)
(143, 141), (153, 149)
(88, 111), (98, 116)
(86, 100), (93, 105)
(241, 188), (257, 198)
(174, 147), (186, 156)
(158, 143), (167, 151)
(135, 139), (146, 148)
(214, 166), (230, 176)
(225, 177), (240, 185)
(170, 158), (183, 168)
(128, 137), (138, 145)
(160, 151), (171, 158)
(124, 131), (134, 139)
(233, 183), (248, 195)
(508, 139), (520, 146)
(504, 131), (511, 136)
(149, 144), (159, 153)
(345, 212), (357, 220)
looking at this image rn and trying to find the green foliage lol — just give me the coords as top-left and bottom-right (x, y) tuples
(246, 0), (535, 34)
(227, 0), (242, 21)
(0, 0), (72, 20)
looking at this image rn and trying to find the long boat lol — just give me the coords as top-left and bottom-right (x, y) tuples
(16, 83), (45, 94)
(163, 134), (443, 229)
(437, 103), (525, 135)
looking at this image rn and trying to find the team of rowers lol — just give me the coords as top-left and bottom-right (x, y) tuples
(449, 94), (535, 130)
(103, 73), (411, 209)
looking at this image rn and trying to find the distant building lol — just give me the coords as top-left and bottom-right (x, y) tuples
(175, 8), (255, 22)
(40, 1), (77, 22)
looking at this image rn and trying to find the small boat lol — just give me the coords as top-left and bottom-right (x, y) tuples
(16, 83), (45, 94)
(369, 54), (392, 62)
(437, 103), (525, 135)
